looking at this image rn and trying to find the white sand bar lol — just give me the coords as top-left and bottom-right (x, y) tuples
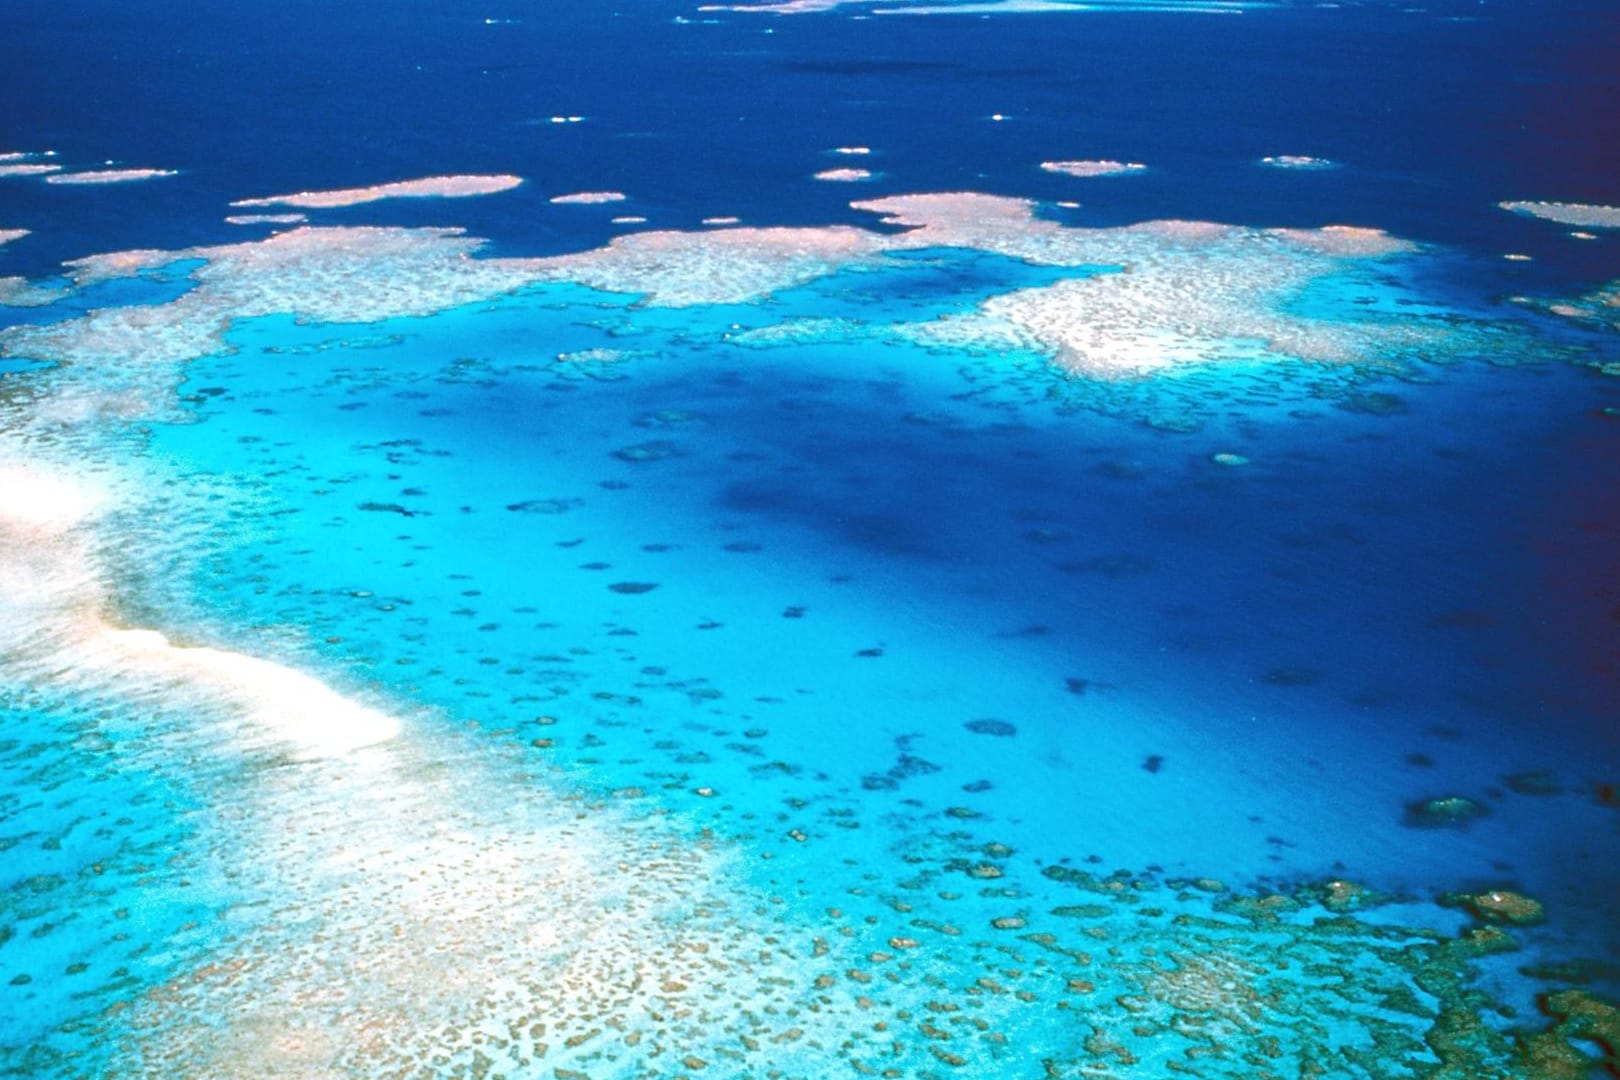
(232, 174), (524, 209)
(0, 462), (399, 760)
(0, 277), (68, 307)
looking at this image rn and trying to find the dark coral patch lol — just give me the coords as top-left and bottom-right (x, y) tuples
(1403, 795), (1489, 829)
(613, 440), (679, 463)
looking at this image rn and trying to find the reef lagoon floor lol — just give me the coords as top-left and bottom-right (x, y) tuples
(3, 0), (1620, 1076)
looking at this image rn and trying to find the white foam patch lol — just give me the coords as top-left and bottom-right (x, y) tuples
(1515, 279), (1620, 335)
(90, 627), (402, 756)
(0, 464), (104, 533)
(0, 228), (28, 245)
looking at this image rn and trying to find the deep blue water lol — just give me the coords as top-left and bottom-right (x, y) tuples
(4, 0), (1620, 1077)
(2, 0), (1618, 273)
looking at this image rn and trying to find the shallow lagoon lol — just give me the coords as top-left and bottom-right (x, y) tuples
(3, 210), (1618, 1074)
(3, 0), (1620, 1075)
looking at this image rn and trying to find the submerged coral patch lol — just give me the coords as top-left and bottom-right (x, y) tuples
(0, 191), (1509, 392)
(1404, 794), (1489, 828)
(1517, 278), (1620, 335)
(0, 277), (67, 307)
(855, 192), (1433, 376)
(1450, 888), (1546, 926)
(1, 226), (544, 365)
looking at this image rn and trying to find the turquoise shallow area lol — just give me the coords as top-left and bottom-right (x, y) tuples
(5, 0), (1620, 1068)
(3, 234), (1619, 1075)
(139, 268), (1617, 834)
(0, 691), (228, 1072)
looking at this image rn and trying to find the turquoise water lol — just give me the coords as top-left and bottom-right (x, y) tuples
(3, 218), (1617, 1075)
(4, 0), (1620, 1075)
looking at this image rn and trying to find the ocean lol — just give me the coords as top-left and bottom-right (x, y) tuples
(2, 0), (1618, 1076)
